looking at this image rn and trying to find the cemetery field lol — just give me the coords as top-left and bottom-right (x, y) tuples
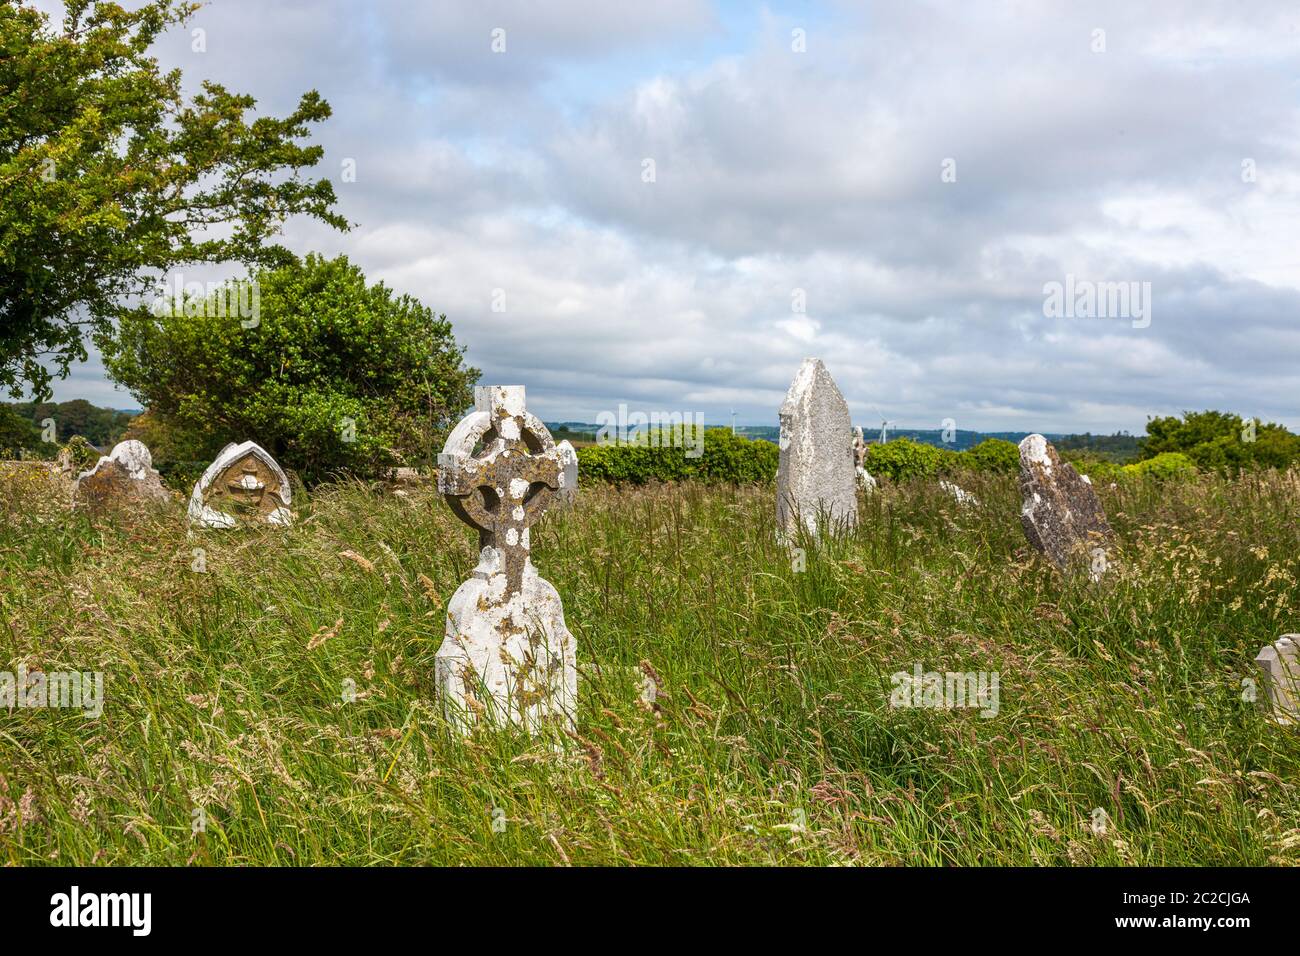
(2, 470), (1300, 866)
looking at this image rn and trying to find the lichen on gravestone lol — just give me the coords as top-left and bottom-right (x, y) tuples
(776, 358), (858, 540)
(72, 440), (172, 512)
(433, 385), (577, 735)
(1018, 433), (1114, 575)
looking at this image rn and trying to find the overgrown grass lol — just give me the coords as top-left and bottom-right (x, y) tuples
(1, 468), (1299, 865)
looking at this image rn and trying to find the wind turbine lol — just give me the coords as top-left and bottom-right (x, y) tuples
(730, 409), (737, 435)
(868, 403), (896, 444)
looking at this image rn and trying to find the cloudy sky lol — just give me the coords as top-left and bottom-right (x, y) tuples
(36, 0), (1300, 432)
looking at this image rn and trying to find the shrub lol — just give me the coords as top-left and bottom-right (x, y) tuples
(0, 405), (40, 458)
(865, 437), (946, 482)
(577, 428), (778, 484)
(1065, 453), (1124, 483)
(961, 438), (1020, 476)
(100, 254), (477, 486)
(1139, 410), (1300, 473)
(118, 409), (215, 490)
(1123, 451), (1198, 480)
(59, 435), (102, 474)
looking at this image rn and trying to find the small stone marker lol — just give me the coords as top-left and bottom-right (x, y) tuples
(73, 440), (171, 510)
(188, 440), (293, 529)
(434, 385), (577, 733)
(1018, 434), (1113, 572)
(940, 480), (979, 507)
(777, 358), (857, 538)
(1255, 635), (1300, 725)
(555, 439), (579, 507)
(852, 426), (877, 493)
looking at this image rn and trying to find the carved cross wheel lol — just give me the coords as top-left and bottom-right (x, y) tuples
(438, 386), (564, 596)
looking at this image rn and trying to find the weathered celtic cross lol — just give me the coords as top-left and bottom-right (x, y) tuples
(438, 386), (567, 594)
(434, 385), (578, 732)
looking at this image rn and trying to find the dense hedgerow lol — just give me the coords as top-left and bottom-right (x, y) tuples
(962, 438), (1021, 476)
(581, 433), (1063, 486)
(863, 437), (953, 482)
(577, 427), (778, 484)
(863, 437), (1022, 483)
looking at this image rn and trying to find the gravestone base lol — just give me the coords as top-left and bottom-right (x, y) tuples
(435, 549), (577, 735)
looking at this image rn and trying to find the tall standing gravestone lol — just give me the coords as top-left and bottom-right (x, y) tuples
(1255, 635), (1300, 725)
(435, 385), (578, 733)
(73, 440), (171, 511)
(1018, 434), (1113, 573)
(777, 358), (857, 539)
(188, 440), (293, 529)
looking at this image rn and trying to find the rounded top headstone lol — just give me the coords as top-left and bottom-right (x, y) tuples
(109, 440), (153, 480)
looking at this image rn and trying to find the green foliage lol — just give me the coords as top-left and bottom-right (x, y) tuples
(577, 428), (778, 484)
(960, 438), (1020, 476)
(1123, 451), (1198, 480)
(1054, 432), (1140, 462)
(0, 0), (346, 399)
(60, 434), (101, 473)
(864, 437), (951, 482)
(1063, 453), (1123, 483)
(0, 403), (40, 457)
(118, 408), (213, 489)
(3, 399), (133, 447)
(100, 254), (478, 485)
(1139, 410), (1300, 473)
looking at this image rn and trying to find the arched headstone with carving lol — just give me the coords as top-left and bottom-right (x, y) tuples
(188, 440), (293, 529)
(434, 385), (577, 734)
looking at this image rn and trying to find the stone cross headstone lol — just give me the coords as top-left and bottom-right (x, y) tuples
(1255, 635), (1300, 725)
(73, 440), (171, 511)
(188, 440), (293, 529)
(1018, 434), (1113, 573)
(777, 358), (858, 539)
(434, 385), (577, 733)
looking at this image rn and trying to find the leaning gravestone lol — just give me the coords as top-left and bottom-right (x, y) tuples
(777, 358), (858, 539)
(1018, 434), (1113, 573)
(187, 440), (293, 529)
(434, 385), (578, 734)
(1255, 635), (1300, 725)
(73, 440), (171, 511)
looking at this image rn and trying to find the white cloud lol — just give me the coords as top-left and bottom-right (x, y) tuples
(33, 0), (1300, 433)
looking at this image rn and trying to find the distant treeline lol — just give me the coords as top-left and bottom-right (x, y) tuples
(6, 403), (1297, 483)
(1054, 432), (1140, 462)
(0, 400), (136, 457)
